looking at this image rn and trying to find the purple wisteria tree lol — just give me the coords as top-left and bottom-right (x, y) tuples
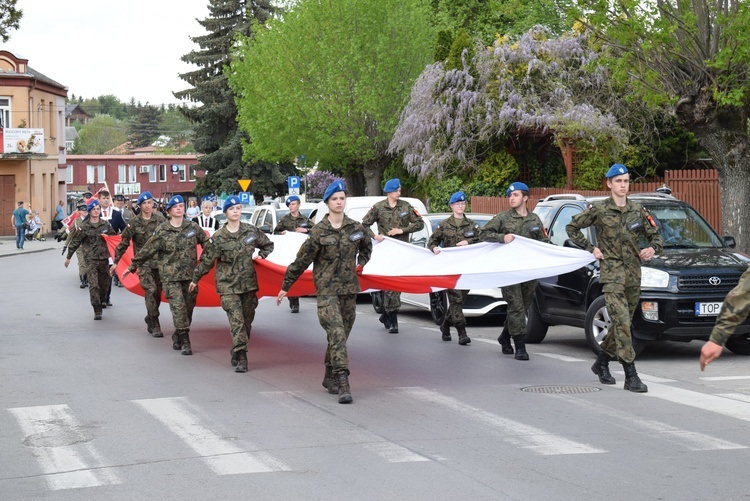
(389, 26), (629, 187)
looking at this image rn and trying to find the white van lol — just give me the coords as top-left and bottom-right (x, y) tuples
(312, 196), (428, 228)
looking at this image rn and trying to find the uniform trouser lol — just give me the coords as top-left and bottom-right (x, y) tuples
(601, 283), (640, 363)
(446, 289), (469, 327)
(220, 291), (258, 353)
(383, 290), (401, 314)
(288, 296), (299, 308)
(87, 259), (110, 312)
(163, 281), (197, 334)
(137, 266), (163, 320)
(318, 294), (357, 375)
(76, 248), (87, 275)
(502, 280), (537, 336)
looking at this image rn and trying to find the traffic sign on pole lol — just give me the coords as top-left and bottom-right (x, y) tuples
(238, 179), (252, 191)
(238, 192), (252, 204)
(288, 176), (300, 189)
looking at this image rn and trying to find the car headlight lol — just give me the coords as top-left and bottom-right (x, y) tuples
(640, 267), (670, 289)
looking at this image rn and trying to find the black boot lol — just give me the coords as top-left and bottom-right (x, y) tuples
(622, 362), (648, 393)
(591, 352), (616, 384)
(172, 333), (181, 350)
(336, 372), (353, 404)
(79, 275), (86, 289)
(513, 335), (529, 361)
(150, 317), (163, 338)
(498, 326), (514, 355)
(234, 351), (248, 373)
(289, 297), (299, 313)
(181, 333), (192, 356)
(231, 348), (240, 367)
(457, 324), (471, 345)
(145, 316), (153, 335)
(94, 309), (102, 321)
(388, 312), (399, 334)
(440, 320), (451, 341)
(379, 312), (391, 330)
(322, 366), (338, 394)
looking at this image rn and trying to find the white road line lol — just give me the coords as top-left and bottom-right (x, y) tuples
(260, 391), (430, 463)
(644, 383), (750, 423)
(471, 338), (497, 345)
(611, 371), (676, 383)
(717, 393), (750, 404)
(534, 353), (587, 362)
(395, 388), (606, 456)
(700, 376), (750, 381)
(8, 404), (122, 490)
(132, 397), (290, 475)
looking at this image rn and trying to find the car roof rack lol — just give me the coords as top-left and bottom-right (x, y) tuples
(540, 194), (587, 202)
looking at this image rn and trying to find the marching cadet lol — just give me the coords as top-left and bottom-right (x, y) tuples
(480, 182), (549, 360)
(277, 181), (372, 404)
(124, 195), (208, 355)
(273, 195), (312, 313)
(361, 178), (424, 333)
(189, 196), (274, 373)
(427, 191), (481, 346)
(700, 267), (750, 370)
(64, 200), (117, 320)
(566, 164), (662, 393)
(64, 200), (90, 288)
(110, 191), (166, 338)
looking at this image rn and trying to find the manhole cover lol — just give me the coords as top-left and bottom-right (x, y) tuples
(520, 385), (601, 394)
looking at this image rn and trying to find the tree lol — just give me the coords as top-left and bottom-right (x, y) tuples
(79, 95), (127, 120)
(127, 105), (161, 148)
(72, 115), (128, 154)
(229, 0), (438, 195)
(574, 1), (750, 253)
(0, 0), (21, 43)
(157, 106), (194, 154)
(175, 0), (280, 197)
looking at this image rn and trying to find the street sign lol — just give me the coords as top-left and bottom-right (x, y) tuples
(238, 192), (252, 204)
(238, 179), (252, 191)
(288, 176), (300, 189)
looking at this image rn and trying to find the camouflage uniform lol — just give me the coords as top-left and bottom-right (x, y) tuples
(66, 219), (117, 315)
(114, 211), (166, 335)
(709, 267), (750, 345)
(361, 199), (424, 323)
(193, 224), (274, 361)
(480, 209), (549, 345)
(129, 219), (208, 354)
(65, 218), (88, 279)
(566, 197), (662, 363)
(273, 212), (312, 311)
(281, 214), (372, 376)
(427, 216), (481, 334)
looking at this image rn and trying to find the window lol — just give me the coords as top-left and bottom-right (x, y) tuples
(97, 165), (106, 182)
(0, 97), (10, 128)
(65, 165), (73, 183)
(177, 164), (187, 182)
(87, 165), (96, 184)
(148, 166), (157, 183)
(159, 164), (167, 182)
(549, 206), (584, 247)
(189, 165), (196, 182)
(118, 165), (127, 183)
(128, 165), (136, 183)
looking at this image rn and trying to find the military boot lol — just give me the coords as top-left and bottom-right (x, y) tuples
(230, 349), (240, 367)
(289, 297), (299, 314)
(181, 333), (193, 356)
(79, 275), (86, 289)
(388, 312), (399, 334)
(336, 372), (353, 404)
(145, 316), (153, 335)
(440, 320), (451, 341)
(498, 326), (514, 355)
(322, 366), (338, 394)
(622, 362), (648, 393)
(94, 309), (102, 321)
(150, 317), (163, 338)
(513, 335), (529, 361)
(591, 352), (616, 384)
(378, 312), (391, 330)
(234, 351), (248, 373)
(172, 333), (181, 350)
(457, 325), (471, 345)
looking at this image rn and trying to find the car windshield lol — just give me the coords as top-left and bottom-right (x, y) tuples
(647, 204), (724, 249)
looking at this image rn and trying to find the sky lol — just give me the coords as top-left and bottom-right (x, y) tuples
(4, 0), (210, 106)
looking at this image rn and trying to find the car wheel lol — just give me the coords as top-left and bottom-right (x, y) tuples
(584, 295), (646, 356)
(371, 291), (384, 314)
(430, 291), (447, 325)
(525, 301), (549, 343)
(725, 334), (750, 355)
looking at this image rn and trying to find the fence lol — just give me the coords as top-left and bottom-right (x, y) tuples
(471, 169), (723, 234)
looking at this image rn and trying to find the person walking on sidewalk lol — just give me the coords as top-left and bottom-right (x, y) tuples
(11, 201), (29, 250)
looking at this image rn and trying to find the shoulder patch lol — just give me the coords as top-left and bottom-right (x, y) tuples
(643, 207), (657, 227)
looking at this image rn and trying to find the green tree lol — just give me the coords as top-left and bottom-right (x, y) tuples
(574, 0), (750, 252)
(175, 0), (280, 197)
(0, 0), (22, 43)
(79, 95), (127, 120)
(127, 105), (161, 148)
(72, 115), (127, 154)
(157, 106), (194, 154)
(230, 0), (437, 195)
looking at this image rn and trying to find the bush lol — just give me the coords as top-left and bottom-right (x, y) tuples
(305, 170), (345, 199)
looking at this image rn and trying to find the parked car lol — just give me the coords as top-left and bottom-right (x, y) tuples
(312, 196), (428, 229)
(372, 212), (507, 325)
(252, 203), (317, 233)
(528, 192), (750, 355)
(214, 207), (256, 229)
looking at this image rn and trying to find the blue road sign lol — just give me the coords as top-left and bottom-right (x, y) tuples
(238, 192), (252, 204)
(288, 176), (301, 189)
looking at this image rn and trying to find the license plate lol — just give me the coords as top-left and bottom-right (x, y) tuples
(695, 302), (723, 316)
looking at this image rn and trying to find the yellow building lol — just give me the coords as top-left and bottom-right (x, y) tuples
(0, 50), (67, 236)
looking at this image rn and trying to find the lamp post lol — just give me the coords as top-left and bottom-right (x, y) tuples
(296, 154), (308, 201)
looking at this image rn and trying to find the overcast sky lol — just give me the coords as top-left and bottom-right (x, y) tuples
(4, 0), (209, 106)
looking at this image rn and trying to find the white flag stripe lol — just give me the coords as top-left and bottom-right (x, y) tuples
(395, 388), (606, 456)
(132, 397), (289, 475)
(644, 383), (750, 422)
(8, 404), (122, 490)
(260, 391), (430, 463)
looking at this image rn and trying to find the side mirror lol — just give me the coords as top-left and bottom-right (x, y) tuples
(259, 225), (272, 234)
(564, 239), (584, 250)
(723, 236), (736, 248)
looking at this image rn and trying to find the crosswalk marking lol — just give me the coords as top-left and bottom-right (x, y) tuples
(644, 382), (750, 422)
(700, 375), (750, 381)
(132, 397), (290, 475)
(717, 393), (750, 404)
(394, 387), (607, 456)
(8, 404), (122, 490)
(260, 391), (431, 463)
(534, 353), (586, 362)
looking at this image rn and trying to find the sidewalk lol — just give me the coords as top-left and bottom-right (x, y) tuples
(0, 234), (61, 258)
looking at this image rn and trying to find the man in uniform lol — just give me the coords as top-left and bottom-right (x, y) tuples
(361, 178), (424, 333)
(427, 191), (481, 346)
(480, 182), (549, 360)
(700, 267), (750, 370)
(273, 195), (312, 313)
(190, 196), (275, 372)
(110, 191), (166, 337)
(64, 200), (90, 288)
(124, 195), (209, 355)
(566, 164), (662, 393)
(64, 200), (117, 320)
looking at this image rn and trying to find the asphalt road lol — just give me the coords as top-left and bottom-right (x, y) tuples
(2, 244), (750, 500)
